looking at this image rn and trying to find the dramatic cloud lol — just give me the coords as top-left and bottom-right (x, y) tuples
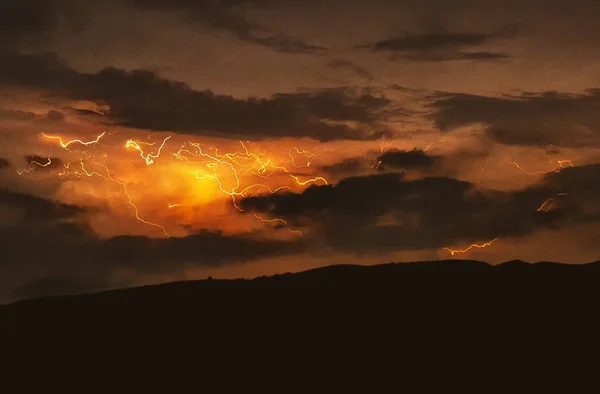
(47, 110), (65, 122)
(429, 90), (600, 147)
(241, 165), (600, 253)
(377, 149), (439, 170)
(127, 0), (325, 54)
(357, 27), (519, 62)
(0, 188), (84, 225)
(327, 60), (374, 81)
(0, 109), (35, 122)
(0, 1), (88, 50)
(0, 1), (323, 55)
(320, 157), (373, 177)
(0, 188), (304, 300)
(0, 51), (392, 141)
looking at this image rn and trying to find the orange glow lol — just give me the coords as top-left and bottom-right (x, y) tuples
(29, 131), (330, 237)
(443, 238), (499, 256)
(78, 159), (170, 237)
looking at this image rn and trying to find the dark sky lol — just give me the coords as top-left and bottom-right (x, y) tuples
(1, 0), (600, 301)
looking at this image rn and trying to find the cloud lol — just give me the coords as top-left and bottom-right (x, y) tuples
(429, 90), (600, 147)
(0, 187), (304, 300)
(377, 149), (439, 170)
(0, 109), (35, 121)
(126, 0), (326, 54)
(0, 188), (82, 220)
(320, 157), (373, 177)
(0, 1), (324, 55)
(0, 51), (393, 141)
(241, 165), (600, 253)
(47, 110), (65, 122)
(357, 27), (518, 62)
(327, 60), (374, 81)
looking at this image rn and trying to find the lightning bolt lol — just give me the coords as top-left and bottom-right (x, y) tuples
(174, 140), (327, 234)
(443, 238), (498, 256)
(79, 159), (169, 237)
(42, 132), (106, 152)
(509, 160), (574, 176)
(537, 193), (568, 212)
(125, 135), (172, 165)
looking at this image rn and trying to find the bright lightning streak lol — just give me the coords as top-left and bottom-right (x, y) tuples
(253, 213), (303, 236)
(537, 193), (568, 212)
(379, 139), (394, 153)
(509, 160), (574, 176)
(424, 136), (447, 152)
(42, 132), (106, 151)
(125, 135), (172, 165)
(79, 159), (169, 237)
(174, 140), (327, 233)
(31, 156), (52, 168)
(443, 238), (498, 256)
(30, 131), (328, 237)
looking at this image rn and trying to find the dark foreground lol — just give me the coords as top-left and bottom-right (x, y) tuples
(1, 259), (599, 383)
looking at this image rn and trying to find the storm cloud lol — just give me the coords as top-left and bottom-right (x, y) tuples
(0, 51), (393, 141)
(357, 26), (519, 62)
(429, 90), (600, 147)
(241, 165), (600, 253)
(0, 188), (304, 301)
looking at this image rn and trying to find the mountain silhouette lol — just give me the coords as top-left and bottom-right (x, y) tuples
(3, 258), (598, 380)
(3, 259), (599, 313)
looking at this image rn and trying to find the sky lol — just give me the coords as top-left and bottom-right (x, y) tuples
(2, 0), (600, 301)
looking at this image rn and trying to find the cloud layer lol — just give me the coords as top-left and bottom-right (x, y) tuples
(429, 90), (600, 147)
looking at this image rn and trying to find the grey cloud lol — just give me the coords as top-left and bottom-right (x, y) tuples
(0, 1), (89, 50)
(377, 149), (439, 170)
(357, 27), (519, 62)
(127, 0), (326, 54)
(320, 157), (373, 177)
(0, 188), (304, 301)
(0, 188), (83, 223)
(241, 165), (600, 253)
(0, 1), (323, 55)
(0, 109), (35, 122)
(429, 90), (600, 147)
(0, 51), (393, 141)
(327, 60), (374, 81)
(47, 110), (65, 122)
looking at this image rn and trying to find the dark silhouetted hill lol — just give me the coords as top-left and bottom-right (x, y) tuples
(2, 258), (599, 381)
(3, 259), (600, 317)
